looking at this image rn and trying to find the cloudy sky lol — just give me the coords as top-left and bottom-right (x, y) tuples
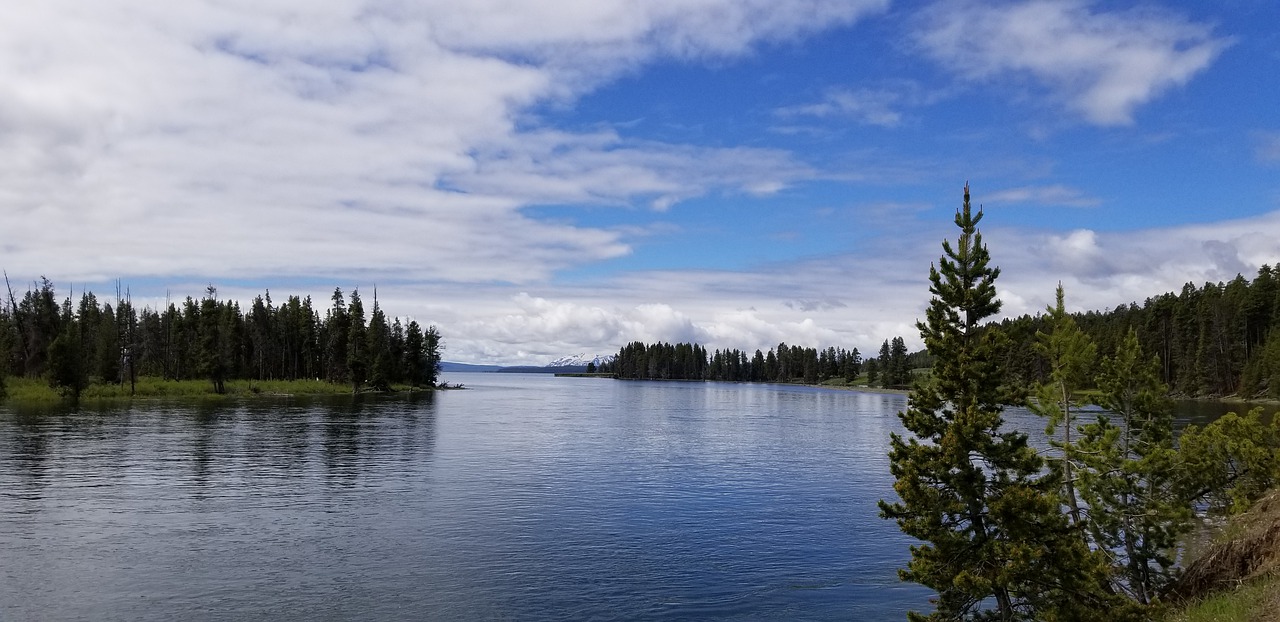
(3, 0), (1277, 364)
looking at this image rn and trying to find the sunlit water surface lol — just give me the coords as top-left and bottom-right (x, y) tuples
(0, 373), (1264, 620)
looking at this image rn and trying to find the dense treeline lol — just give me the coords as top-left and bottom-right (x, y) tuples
(602, 264), (1280, 398)
(0, 278), (442, 401)
(602, 341), (873, 385)
(998, 266), (1280, 398)
(601, 335), (935, 388)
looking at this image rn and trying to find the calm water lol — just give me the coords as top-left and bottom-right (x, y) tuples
(0, 374), (1266, 620)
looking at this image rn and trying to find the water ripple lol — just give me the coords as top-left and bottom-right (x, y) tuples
(1, 376), (931, 620)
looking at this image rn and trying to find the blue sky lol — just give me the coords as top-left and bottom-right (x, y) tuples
(2, 0), (1278, 364)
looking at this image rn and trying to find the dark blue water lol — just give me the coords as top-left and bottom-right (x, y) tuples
(6, 373), (1250, 620)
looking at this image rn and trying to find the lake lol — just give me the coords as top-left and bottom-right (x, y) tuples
(0, 373), (1268, 620)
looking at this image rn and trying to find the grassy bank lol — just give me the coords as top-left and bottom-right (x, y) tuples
(2, 376), (435, 405)
(1168, 576), (1279, 622)
(1166, 490), (1280, 621)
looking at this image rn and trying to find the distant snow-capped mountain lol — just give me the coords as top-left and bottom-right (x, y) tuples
(546, 353), (615, 368)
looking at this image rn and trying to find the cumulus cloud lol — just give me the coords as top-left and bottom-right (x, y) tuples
(2, 1), (1266, 367)
(89, 202), (1280, 366)
(449, 293), (709, 364)
(439, 208), (1280, 364)
(915, 0), (1228, 125)
(990, 210), (1280, 317)
(0, 0), (880, 285)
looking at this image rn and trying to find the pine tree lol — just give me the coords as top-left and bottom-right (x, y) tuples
(422, 325), (442, 387)
(1076, 329), (1190, 603)
(878, 339), (891, 388)
(324, 288), (349, 384)
(1178, 407), (1279, 516)
(366, 292), (392, 390)
(47, 297), (88, 403)
(880, 185), (1115, 621)
(199, 286), (228, 394)
(1029, 284), (1097, 529)
(889, 336), (910, 387)
(347, 290), (367, 393)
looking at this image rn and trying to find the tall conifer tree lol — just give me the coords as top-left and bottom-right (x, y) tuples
(346, 290), (367, 393)
(1029, 284), (1096, 528)
(880, 185), (1116, 621)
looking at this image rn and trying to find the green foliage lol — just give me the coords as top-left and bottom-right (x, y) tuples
(602, 341), (861, 383)
(197, 287), (236, 394)
(1241, 328), (1280, 398)
(877, 337), (911, 388)
(995, 264), (1280, 399)
(1178, 408), (1280, 516)
(47, 314), (89, 403)
(366, 295), (393, 391)
(423, 326), (442, 387)
(0, 279), (439, 397)
(1076, 329), (1191, 603)
(2, 375), (367, 402)
(1028, 284), (1097, 528)
(346, 289), (367, 393)
(881, 186), (1118, 620)
(401, 321), (443, 388)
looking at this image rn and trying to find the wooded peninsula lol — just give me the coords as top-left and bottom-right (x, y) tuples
(0, 282), (442, 403)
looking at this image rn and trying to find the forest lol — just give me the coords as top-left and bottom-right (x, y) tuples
(601, 266), (1280, 401)
(996, 267), (1280, 399)
(601, 337), (932, 387)
(0, 279), (442, 401)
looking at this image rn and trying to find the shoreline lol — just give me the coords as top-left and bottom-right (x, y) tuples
(0, 376), (449, 408)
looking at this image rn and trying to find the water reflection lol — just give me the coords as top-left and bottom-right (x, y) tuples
(7, 412), (50, 502)
(0, 379), (1251, 621)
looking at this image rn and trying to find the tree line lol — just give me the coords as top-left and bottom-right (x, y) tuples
(0, 278), (442, 401)
(601, 336), (935, 388)
(995, 266), (1280, 399)
(882, 187), (1280, 621)
(601, 341), (867, 385)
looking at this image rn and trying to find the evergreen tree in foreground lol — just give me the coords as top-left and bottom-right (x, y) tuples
(880, 185), (1118, 621)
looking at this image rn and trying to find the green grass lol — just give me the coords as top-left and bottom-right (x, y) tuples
(1167, 573), (1278, 622)
(1, 375), (432, 405)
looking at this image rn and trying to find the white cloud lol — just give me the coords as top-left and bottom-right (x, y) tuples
(61, 200), (1280, 366)
(990, 211), (1280, 316)
(777, 88), (905, 127)
(435, 208), (1280, 364)
(0, 0), (880, 285)
(916, 0), (1228, 125)
(2, 1), (1268, 368)
(986, 184), (1101, 208)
